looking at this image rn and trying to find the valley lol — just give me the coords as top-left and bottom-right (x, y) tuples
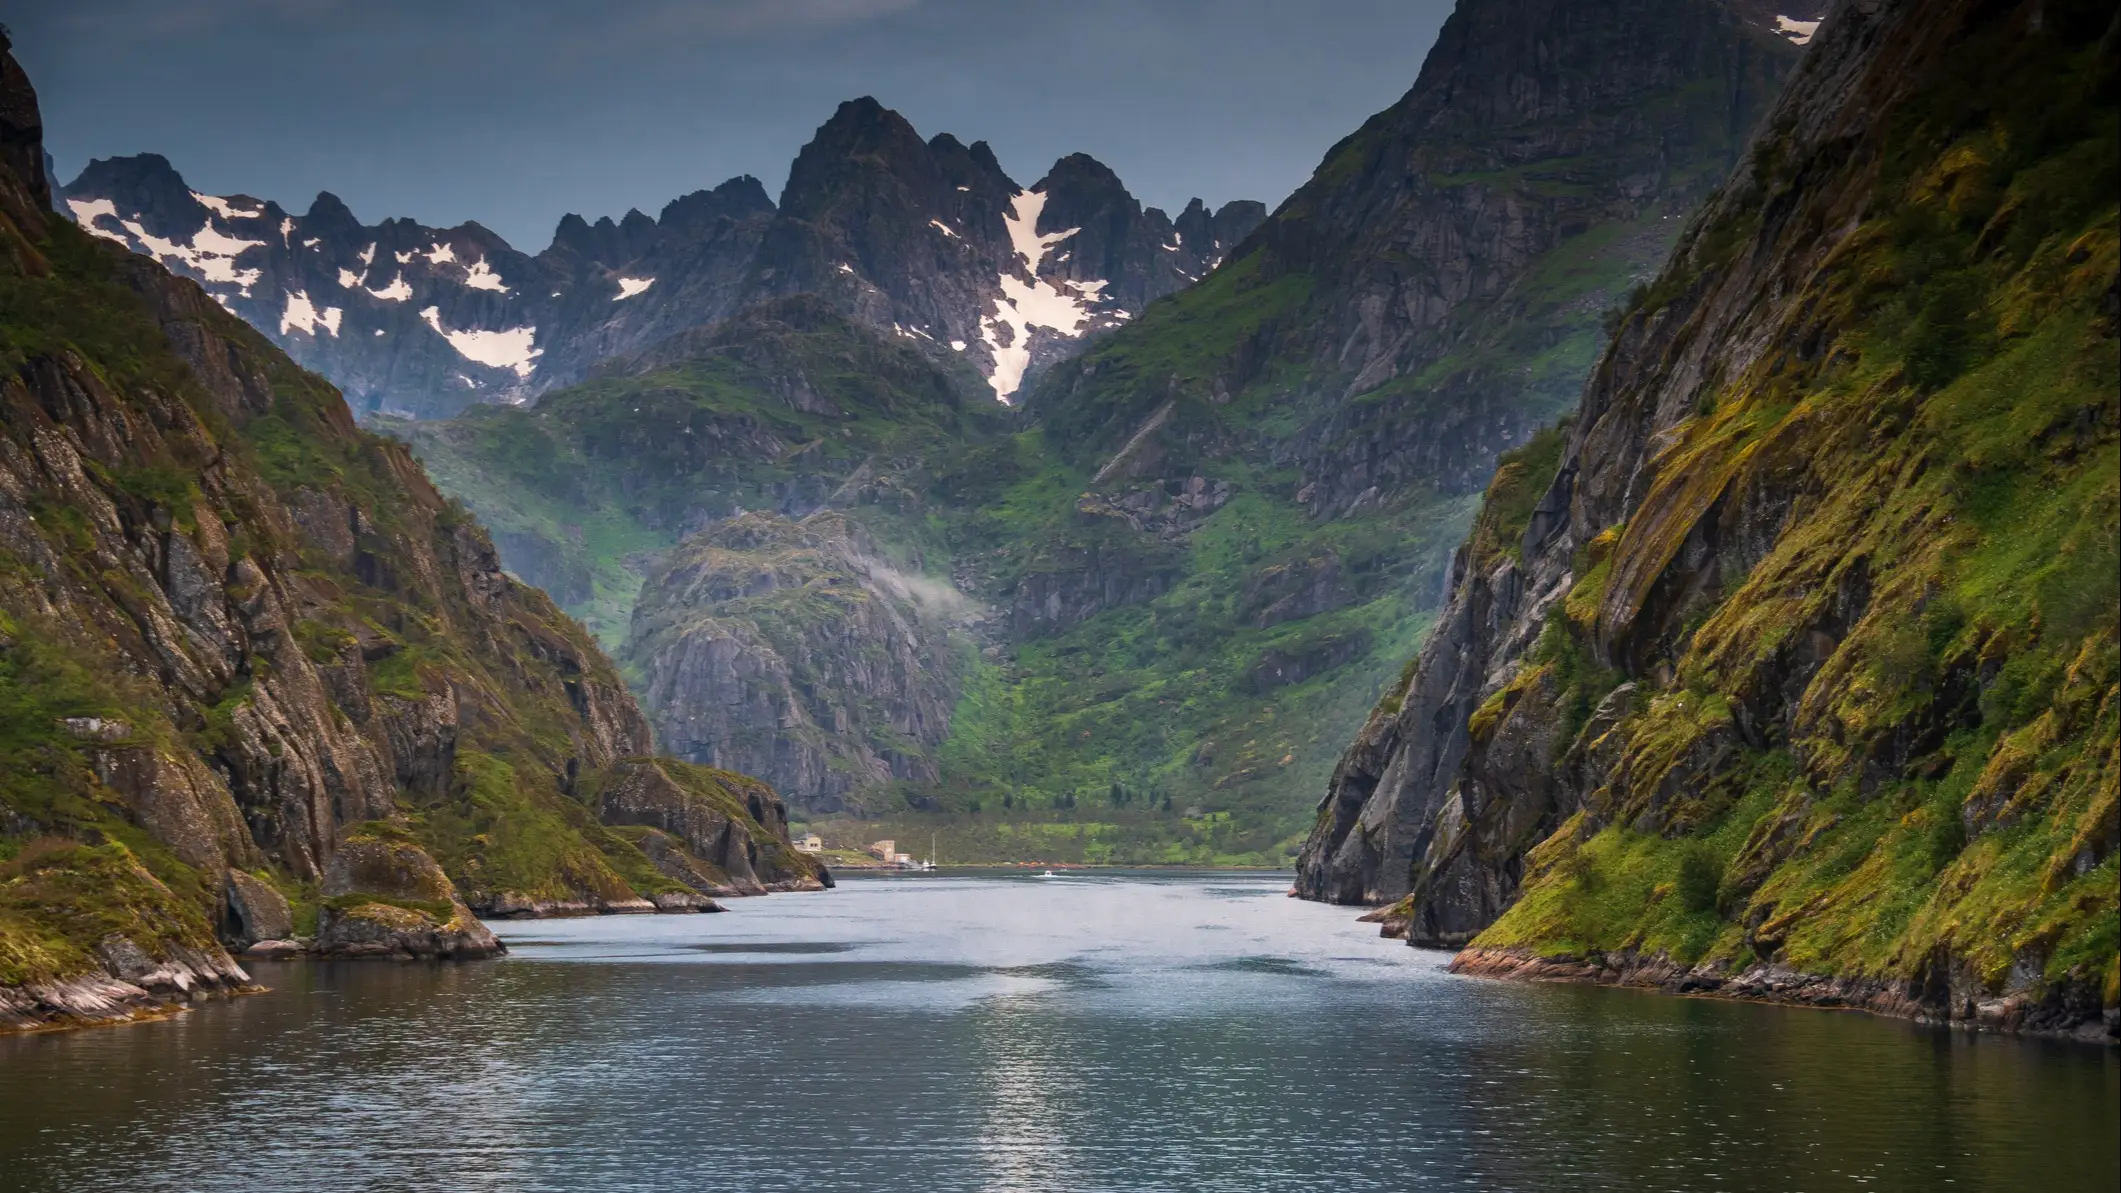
(0, 0), (2111, 1135)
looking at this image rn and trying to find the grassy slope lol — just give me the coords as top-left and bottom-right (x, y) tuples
(0, 205), (803, 975)
(1469, 16), (2118, 1001)
(390, 301), (1005, 650)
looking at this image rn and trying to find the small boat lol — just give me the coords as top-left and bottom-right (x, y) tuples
(1039, 869), (1057, 878)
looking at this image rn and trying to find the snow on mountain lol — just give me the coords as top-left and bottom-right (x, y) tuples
(58, 106), (1264, 418)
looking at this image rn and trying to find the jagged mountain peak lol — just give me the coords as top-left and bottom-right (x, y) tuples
(0, 29), (45, 211)
(61, 94), (1263, 414)
(1039, 152), (1127, 195)
(303, 190), (362, 233)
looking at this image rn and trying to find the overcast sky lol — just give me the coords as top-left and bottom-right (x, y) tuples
(10, 0), (1450, 249)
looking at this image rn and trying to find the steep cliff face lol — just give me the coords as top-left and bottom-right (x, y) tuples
(1032, 0), (1814, 508)
(627, 513), (969, 812)
(0, 41), (817, 1031)
(1298, 0), (2117, 1038)
(60, 101), (1262, 415)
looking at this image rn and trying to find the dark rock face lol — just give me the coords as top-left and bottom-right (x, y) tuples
(223, 870), (294, 945)
(1032, 0), (1812, 515)
(58, 101), (1262, 415)
(1296, 0), (2118, 1038)
(590, 758), (825, 895)
(628, 513), (965, 812)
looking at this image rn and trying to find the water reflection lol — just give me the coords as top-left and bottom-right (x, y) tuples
(0, 872), (2112, 1192)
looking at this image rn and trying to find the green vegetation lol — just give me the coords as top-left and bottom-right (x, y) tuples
(1474, 11), (2118, 1002)
(390, 297), (1007, 647)
(0, 839), (220, 987)
(1, 169), (826, 996)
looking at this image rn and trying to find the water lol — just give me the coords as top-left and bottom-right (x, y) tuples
(1, 872), (2113, 1192)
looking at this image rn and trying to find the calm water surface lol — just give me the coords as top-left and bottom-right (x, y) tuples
(1, 871), (2114, 1192)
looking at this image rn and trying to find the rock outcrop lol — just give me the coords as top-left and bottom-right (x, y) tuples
(628, 513), (968, 812)
(590, 758), (831, 895)
(310, 823), (502, 959)
(1298, 0), (2118, 1039)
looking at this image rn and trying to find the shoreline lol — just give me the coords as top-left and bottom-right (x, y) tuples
(1447, 945), (2119, 1046)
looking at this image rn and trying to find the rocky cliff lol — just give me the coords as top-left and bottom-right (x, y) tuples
(1297, 0), (2117, 1040)
(628, 512), (970, 813)
(0, 40), (818, 1032)
(59, 103), (1262, 417)
(1031, 0), (1817, 508)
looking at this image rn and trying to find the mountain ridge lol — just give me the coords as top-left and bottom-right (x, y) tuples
(58, 101), (1264, 417)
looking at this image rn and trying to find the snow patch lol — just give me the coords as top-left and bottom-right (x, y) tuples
(951, 340), (967, 352)
(614, 276), (655, 300)
(301, 238), (320, 249)
(979, 189), (1106, 402)
(337, 268), (366, 289)
(420, 307), (541, 378)
(394, 249), (415, 264)
(836, 263), (856, 276)
(368, 273), (413, 302)
(425, 242), (457, 265)
(279, 290), (343, 337)
(1774, 15), (1819, 43)
(462, 258), (510, 292)
(279, 217), (294, 247)
(358, 242), (377, 267)
(929, 219), (960, 239)
(373, 329), (385, 336)
(122, 219), (266, 294)
(191, 192), (263, 220)
(65, 198), (131, 245)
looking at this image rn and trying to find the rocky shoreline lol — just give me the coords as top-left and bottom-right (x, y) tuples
(1448, 946), (2119, 1046)
(0, 945), (260, 1034)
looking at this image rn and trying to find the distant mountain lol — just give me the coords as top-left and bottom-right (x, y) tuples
(57, 104), (1263, 418)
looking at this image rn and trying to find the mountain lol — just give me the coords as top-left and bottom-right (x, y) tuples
(57, 104), (1263, 418)
(0, 38), (820, 1033)
(1296, 0), (2117, 1039)
(392, 0), (1814, 864)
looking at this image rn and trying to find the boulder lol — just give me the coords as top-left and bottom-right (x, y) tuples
(224, 870), (294, 945)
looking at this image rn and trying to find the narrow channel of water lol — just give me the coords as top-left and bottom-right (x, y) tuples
(1, 872), (2113, 1191)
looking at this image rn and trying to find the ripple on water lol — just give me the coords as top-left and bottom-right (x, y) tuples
(0, 874), (2112, 1193)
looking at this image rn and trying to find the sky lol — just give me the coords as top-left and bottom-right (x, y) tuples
(9, 0), (1452, 250)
